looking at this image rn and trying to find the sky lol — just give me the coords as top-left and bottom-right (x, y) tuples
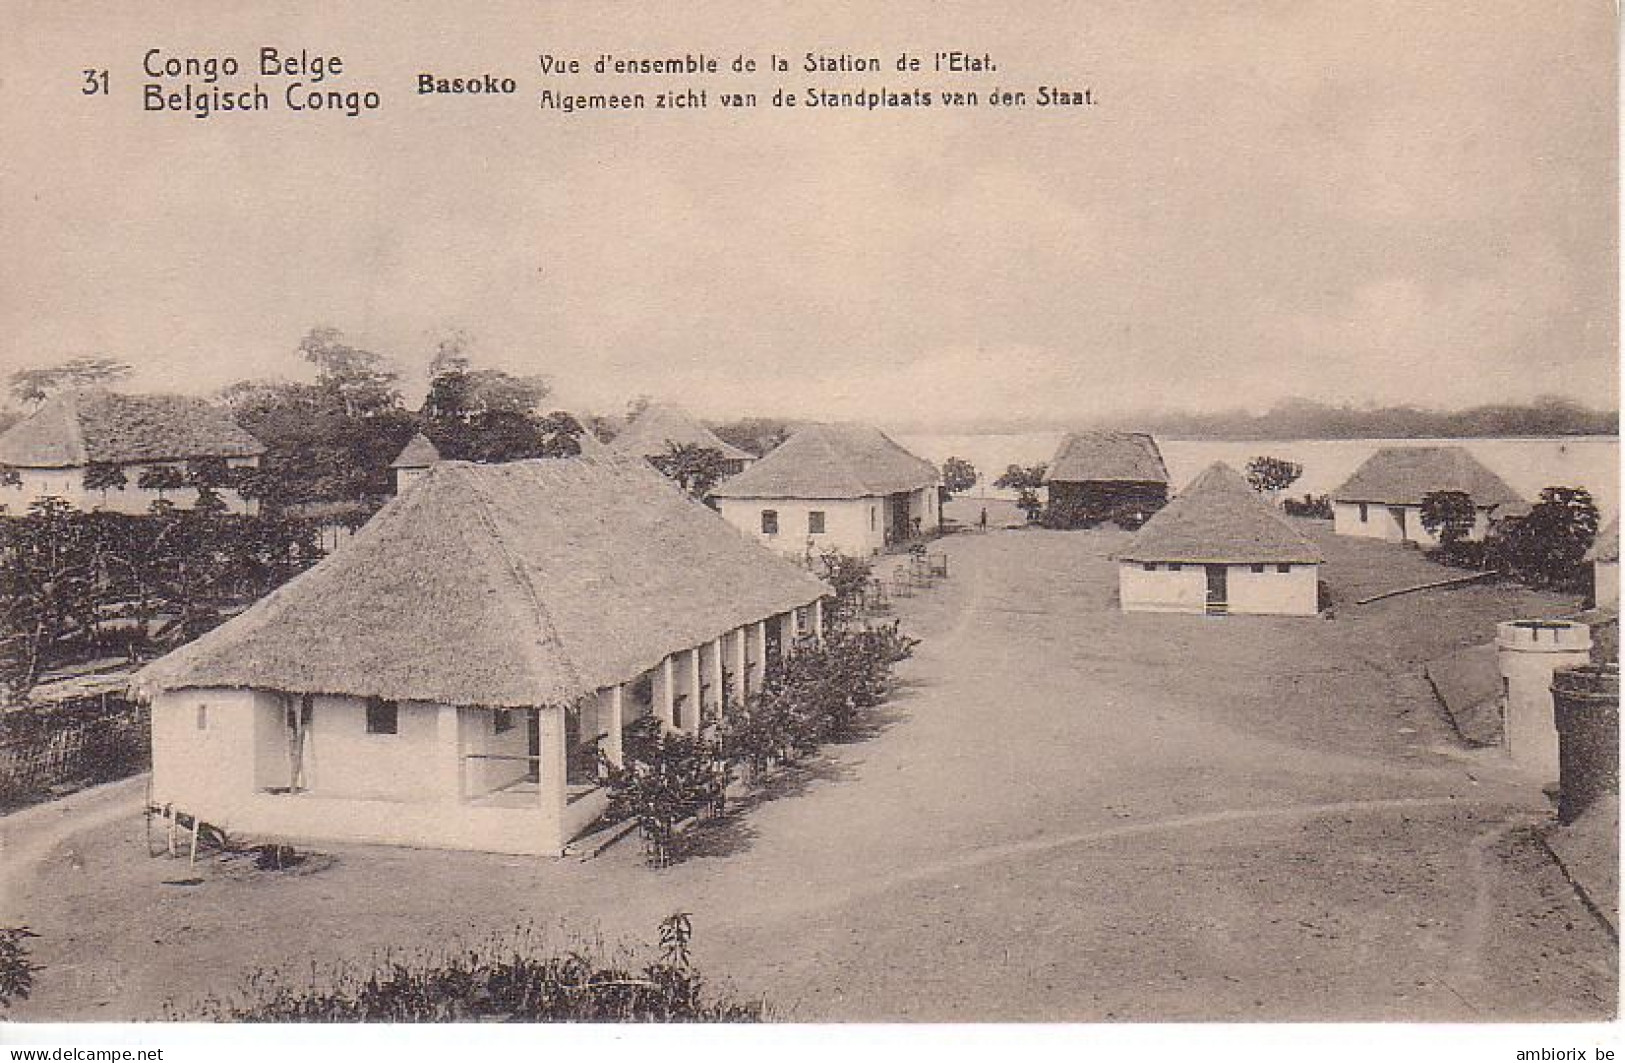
(0, 1), (1616, 429)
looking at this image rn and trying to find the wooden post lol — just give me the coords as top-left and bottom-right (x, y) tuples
(537, 706), (567, 855)
(601, 684), (625, 768)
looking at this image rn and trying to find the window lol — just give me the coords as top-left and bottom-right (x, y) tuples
(365, 698), (399, 735)
(493, 708), (514, 734)
(1277, 564), (1291, 573)
(761, 509), (779, 535)
(196, 704), (208, 731)
(808, 510), (826, 534)
(1169, 563), (1182, 572)
(1358, 503), (1369, 523)
(1143, 562), (1157, 572)
(1251, 564), (1265, 574)
(870, 507), (876, 530)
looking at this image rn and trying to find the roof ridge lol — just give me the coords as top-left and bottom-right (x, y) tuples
(459, 465), (589, 703)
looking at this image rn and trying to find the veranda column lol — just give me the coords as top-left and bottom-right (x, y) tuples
(655, 656), (675, 730)
(434, 703), (462, 804)
(730, 627), (749, 698)
(709, 636), (725, 714)
(753, 620), (768, 686)
(686, 646), (703, 734)
(537, 705), (567, 855)
(812, 598), (825, 641)
(599, 685), (625, 768)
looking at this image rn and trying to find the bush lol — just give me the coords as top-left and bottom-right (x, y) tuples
(0, 696), (150, 811)
(0, 927), (38, 1012)
(604, 720), (729, 868)
(173, 915), (762, 1022)
(1486, 486), (1600, 590)
(1282, 494), (1333, 519)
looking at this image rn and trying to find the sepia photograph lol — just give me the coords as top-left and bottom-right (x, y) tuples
(0, 0), (1618, 1056)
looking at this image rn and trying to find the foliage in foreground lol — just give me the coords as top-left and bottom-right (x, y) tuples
(172, 915), (762, 1022)
(608, 617), (918, 867)
(0, 927), (38, 1012)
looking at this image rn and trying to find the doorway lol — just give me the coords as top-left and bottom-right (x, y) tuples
(1389, 506), (1408, 541)
(1204, 565), (1228, 616)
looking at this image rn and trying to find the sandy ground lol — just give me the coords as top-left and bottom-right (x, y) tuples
(3, 522), (1615, 1022)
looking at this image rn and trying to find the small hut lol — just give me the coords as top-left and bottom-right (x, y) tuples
(389, 432), (441, 492)
(1118, 462), (1324, 617)
(610, 403), (755, 476)
(135, 455), (829, 857)
(711, 422), (941, 556)
(1331, 446), (1523, 545)
(1042, 431), (1170, 528)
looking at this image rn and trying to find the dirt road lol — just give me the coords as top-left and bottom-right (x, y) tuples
(4, 526), (1614, 1021)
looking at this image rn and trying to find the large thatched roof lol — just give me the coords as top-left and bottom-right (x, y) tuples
(711, 423), (938, 500)
(1331, 446), (1523, 508)
(135, 455), (829, 708)
(389, 432), (440, 469)
(1119, 462), (1324, 565)
(1044, 431), (1169, 485)
(0, 390), (263, 468)
(610, 403), (753, 462)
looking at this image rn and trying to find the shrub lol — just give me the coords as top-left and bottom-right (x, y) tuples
(1486, 486), (1600, 590)
(1245, 456), (1303, 498)
(605, 719), (729, 868)
(174, 915), (762, 1021)
(0, 927), (38, 1012)
(1282, 494), (1333, 519)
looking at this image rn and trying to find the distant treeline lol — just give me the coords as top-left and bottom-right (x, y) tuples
(911, 396), (1618, 440)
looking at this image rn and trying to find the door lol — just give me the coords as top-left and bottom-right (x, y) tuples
(1389, 506), (1408, 541)
(1204, 565), (1228, 615)
(889, 492), (911, 543)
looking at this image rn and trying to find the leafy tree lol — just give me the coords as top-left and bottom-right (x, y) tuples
(1486, 486), (1601, 589)
(420, 346), (576, 464)
(648, 443), (728, 499)
(298, 327), (402, 419)
(1419, 490), (1477, 550)
(994, 463), (1047, 522)
(8, 357), (132, 407)
(941, 456), (978, 497)
(137, 465), (186, 501)
(1245, 455), (1303, 499)
(82, 462), (127, 505)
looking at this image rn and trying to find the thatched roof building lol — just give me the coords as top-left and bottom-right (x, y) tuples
(1043, 431), (1169, 487)
(0, 390), (263, 468)
(610, 403), (753, 464)
(1121, 463), (1323, 566)
(137, 454), (829, 709)
(712, 422), (938, 501)
(1332, 446), (1522, 508)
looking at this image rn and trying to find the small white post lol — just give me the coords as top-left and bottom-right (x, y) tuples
(537, 706), (567, 855)
(435, 703), (463, 804)
(730, 627), (749, 698)
(687, 646), (703, 735)
(601, 684), (625, 768)
(656, 656), (676, 731)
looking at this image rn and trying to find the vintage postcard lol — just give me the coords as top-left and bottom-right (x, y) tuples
(0, 1), (1617, 1059)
